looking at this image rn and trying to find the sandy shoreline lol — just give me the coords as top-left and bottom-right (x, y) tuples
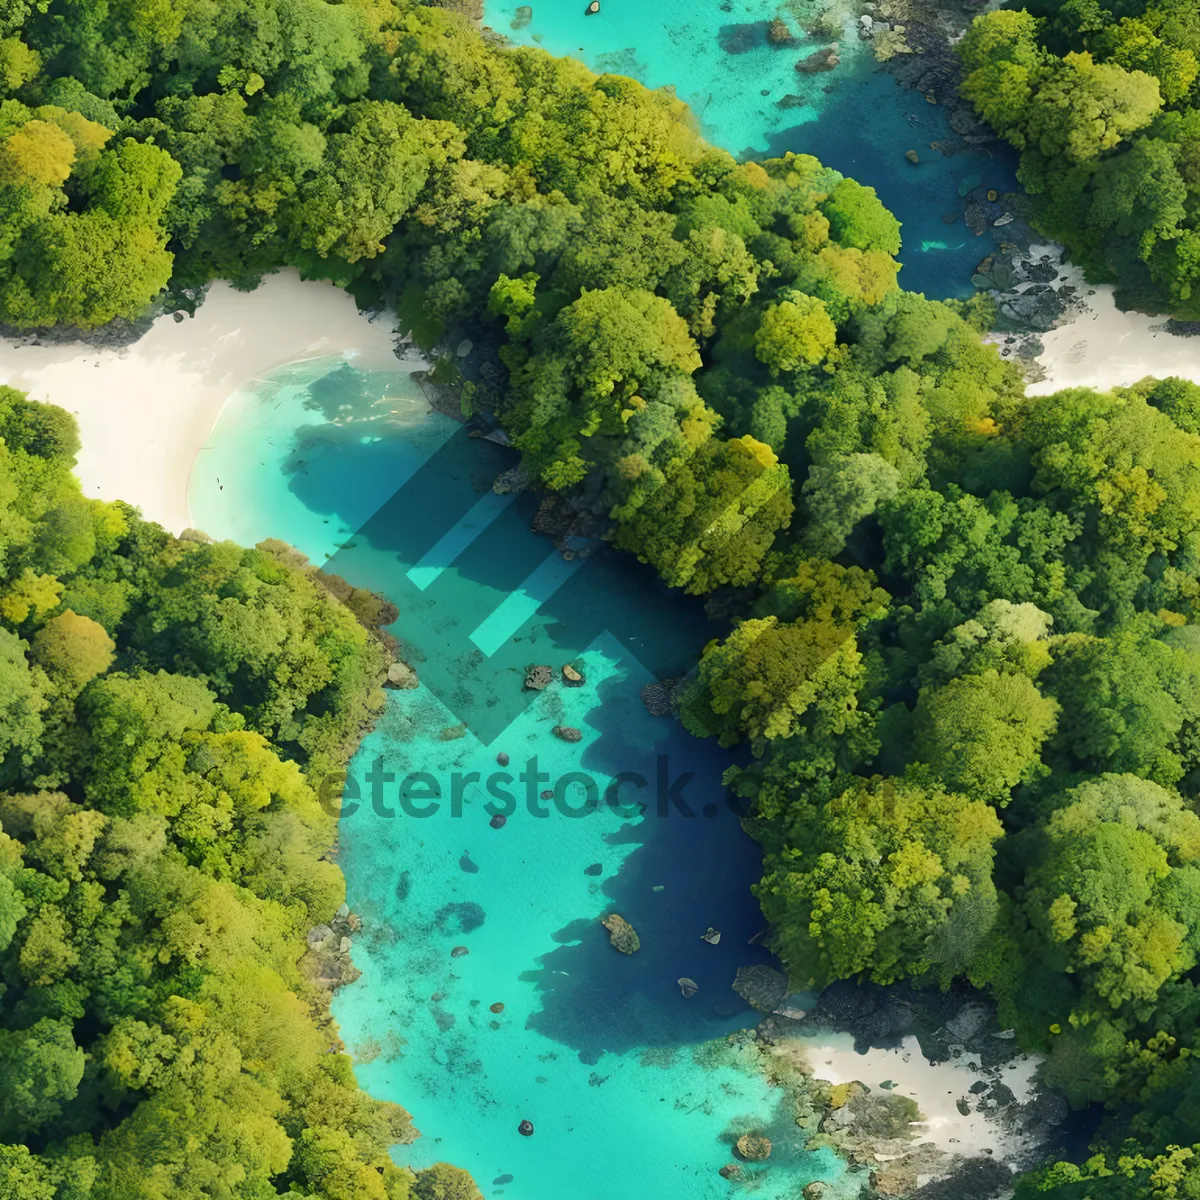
(1027, 251), (1200, 395)
(0, 270), (408, 534)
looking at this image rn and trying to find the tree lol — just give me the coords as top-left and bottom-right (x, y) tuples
(414, 1163), (485, 1200)
(911, 669), (1059, 804)
(755, 774), (1003, 987)
(754, 293), (838, 375)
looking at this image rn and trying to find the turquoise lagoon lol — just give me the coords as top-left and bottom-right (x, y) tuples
(190, 356), (848, 1198)
(482, 0), (1019, 299)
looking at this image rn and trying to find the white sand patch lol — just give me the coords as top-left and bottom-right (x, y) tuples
(0, 270), (409, 534)
(1027, 248), (1200, 395)
(795, 1031), (1041, 1165)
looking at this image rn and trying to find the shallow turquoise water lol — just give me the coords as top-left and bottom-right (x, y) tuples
(483, 0), (1019, 298)
(191, 356), (847, 1198)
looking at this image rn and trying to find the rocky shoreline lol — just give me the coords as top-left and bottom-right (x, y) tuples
(712, 980), (1065, 1198)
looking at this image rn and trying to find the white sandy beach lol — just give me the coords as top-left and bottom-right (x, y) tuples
(1028, 252), (1200, 395)
(0, 270), (407, 533)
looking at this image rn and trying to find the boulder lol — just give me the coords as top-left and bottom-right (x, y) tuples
(307, 924), (334, 948)
(796, 45), (840, 73)
(733, 964), (789, 1012)
(585, 0), (598, 11)
(385, 660), (418, 689)
(701, 927), (722, 945)
(518, 1119), (535, 1136)
(490, 1002), (505, 1013)
(905, 149), (920, 164)
(736, 1134), (772, 1161)
(496, 751), (510, 767)
(804, 1185), (829, 1200)
(678, 977), (699, 998)
(553, 724), (583, 743)
(524, 664), (553, 690)
(451, 945), (470, 958)
(767, 16), (795, 44)
(601, 913), (641, 954)
(490, 814), (507, 829)
(562, 663), (584, 686)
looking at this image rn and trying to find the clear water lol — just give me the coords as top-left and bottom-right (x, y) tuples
(190, 356), (847, 1198)
(484, 0), (1020, 298)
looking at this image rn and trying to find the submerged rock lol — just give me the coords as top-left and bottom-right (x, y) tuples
(601, 913), (641, 954)
(640, 680), (675, 716)
(540, 789), (554, 800)
(553, 724), (582, 743)
(584, 863), (603, 876)
(489, 813), (507, 829)
(496, 751), (510, 767)
(490, 1002), (505, 1013)
(803, 1185), (829, 1200)
(451, 945), (469, 958)
(733, 964), (789, 1012)
(796, 44), (840, 73)
(905, 149), (920, 164)
(510, 3), (531, 27)
(719, 1163), (742, 1180)
(736, 1133), (772, 1160)
(524, 664), (553, 690)
(518, 1119), (535, 1136)
(767, 16), (795, 44)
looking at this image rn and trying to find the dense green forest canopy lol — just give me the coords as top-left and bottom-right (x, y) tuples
(4, 0), (1200, 1194)
(958, 0), (1200, 317)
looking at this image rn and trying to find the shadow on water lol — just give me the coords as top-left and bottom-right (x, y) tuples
(517, 672), (780, 1061)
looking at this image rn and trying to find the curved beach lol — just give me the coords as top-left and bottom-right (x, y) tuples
(0, 271), (406, 534)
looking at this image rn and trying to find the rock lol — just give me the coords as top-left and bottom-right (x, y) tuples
(678, 977), (699, 998)
(585, 863), (603, 876)
(490, 1002), (505, 1013)
(455, 338), (473, 358)
(775, 93), (807, 109)
(553, 724), (583, 743)
(339, 936), (351, 953)
(540, 789), (554, 800)
(451, 945), (469, 958)
(992, 1027), (1016, 1039)
(602, 913), (641, 954)
(336, 902), (350, 920)
(640, 680), (675, 716)
(585, 0), (598, 11)
(701, 927), (722, 945)
(796, 45), (840, 73)
(307, 924), (333, 948)
(994, 212), (1014, 226)
(869, 1144), (946, 1196)
(736, 1133), (772, 1161)
(496, 751), (510, 767)
(385, 660), (418, 689)
(733, 964), (789, 1012)
(905, 149), (920, 164)
(490, 814), (507, 829)
(524, 664), (553, 690)
(804, 1185), (829, 1200)
(562, 663), (584, 686)
(439, 724), (467, 741)
(945, 1002), (990, 1042)
(493, 463), (531, 495)
(510, 3), (532, 27)
(767, 16), (794, 44)
(719, 1163), (742, 1180)
(518, 1119), (535, 1136)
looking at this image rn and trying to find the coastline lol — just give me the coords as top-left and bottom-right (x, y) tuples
(0, 270), (407, 534)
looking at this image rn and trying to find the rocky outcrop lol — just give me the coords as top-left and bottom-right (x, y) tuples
(733, 964), (789, 1012)
(493, 463), (531, 494)
(304, 905), (363, 991)
(384, 660), (418, 689)
(601, 913), (640, 954)
(510, 3), (531, 27)
(736, 1133), (772, 1160)
(796, 44), (840, 73)
(524, 664), (553, 690)
(767, 16), (795, 44)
